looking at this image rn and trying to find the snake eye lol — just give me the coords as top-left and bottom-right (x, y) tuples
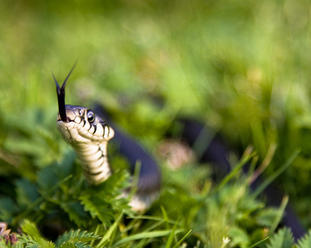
(87, 110), (95, 123)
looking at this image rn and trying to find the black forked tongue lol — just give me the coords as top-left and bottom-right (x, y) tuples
(53, 63), (76, 122)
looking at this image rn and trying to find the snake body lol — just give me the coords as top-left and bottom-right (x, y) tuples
(57, 105), (114, 184)
(53, 68), (305, 238)
(54, 69), (161, 211)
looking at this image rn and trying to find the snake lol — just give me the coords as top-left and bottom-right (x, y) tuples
(54, 66), (161, 211)
(53, 67), (305, 239)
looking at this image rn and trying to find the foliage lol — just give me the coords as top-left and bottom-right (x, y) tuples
(266, 228), (294, 248)
(0, 112), (292, 247)
(264, 228), (311, 248)
(1, 0), (311, 247)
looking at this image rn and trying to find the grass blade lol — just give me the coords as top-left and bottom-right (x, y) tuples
(114, 229), (184, 247)
(96, 212), (123, 248)
(253, 150), (299, 198)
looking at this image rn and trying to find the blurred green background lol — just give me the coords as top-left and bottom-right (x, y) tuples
(1, 0), (311, 233)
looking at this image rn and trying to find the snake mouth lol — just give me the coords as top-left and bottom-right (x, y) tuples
(53, 63), (77, 122)
(57, 115), (74, 122)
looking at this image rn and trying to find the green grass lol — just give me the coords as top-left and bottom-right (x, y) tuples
(1, 0), (311, 247)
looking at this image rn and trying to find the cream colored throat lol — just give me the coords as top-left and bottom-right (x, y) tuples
(74, 141), (111, 184)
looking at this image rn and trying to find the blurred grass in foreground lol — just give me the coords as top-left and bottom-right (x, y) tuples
(1, 0), (311, 246)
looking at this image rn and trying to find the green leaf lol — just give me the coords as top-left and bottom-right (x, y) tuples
(72, 242), (92, 248)
(0, 197), (18, 222)
(21, 219), (55, 248)
(266, 228), (294, 248)
(56, 229), (100, 247)
(37, 151), (75, 190)
(229, 227), (249, 248)
(60, 201), (89, 227)
(79, 169), (130, 225)
(16, 179), (39, 207)
(79, 194), (114, 224)
(37, 165), (59, 190)
(256, 209), (281, 227)
(297, 230), (311, 248)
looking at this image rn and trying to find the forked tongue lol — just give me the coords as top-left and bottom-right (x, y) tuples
(53, 63), (76, 122)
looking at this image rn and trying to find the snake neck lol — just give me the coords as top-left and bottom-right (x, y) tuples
(73, 141), (111, 185)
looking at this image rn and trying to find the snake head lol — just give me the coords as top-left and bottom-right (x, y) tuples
(57, 105), (114, 145)
(53, 66), (114, 145)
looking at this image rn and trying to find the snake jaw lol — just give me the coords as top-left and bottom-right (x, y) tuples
(57, 105), (115, 146)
